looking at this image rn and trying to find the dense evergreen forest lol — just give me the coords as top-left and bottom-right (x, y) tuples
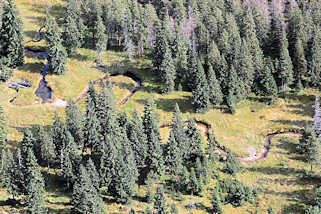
(0, 0), (321, 213)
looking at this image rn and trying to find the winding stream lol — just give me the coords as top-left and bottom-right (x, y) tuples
(19, 27), (302, 162)
(24, 27), (52, 102)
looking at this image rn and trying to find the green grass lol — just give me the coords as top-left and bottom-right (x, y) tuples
(1, 0), (321, 213)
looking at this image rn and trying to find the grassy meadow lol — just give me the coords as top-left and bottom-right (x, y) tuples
(0, 0), (320, 213)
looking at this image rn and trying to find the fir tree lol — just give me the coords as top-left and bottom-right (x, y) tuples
(142, 97), (161, 146)
(225, 149), (242, 175)
(211, 189), (223, 214)
(160, 43), (176, 93)
(191, 60), (210, 113)
(0, 62), (13, 82)
(128, 108), (148, 166)
(38, 126), (56, 170)
(165, 131), (183, 174)
(0, 106), (7, 156)
(1, 149), (21, 200)
(148, 129), (165, 177)
(66, 100), (84, 149)
(185, 118), (203, 161)
(0, 0), (24, 68)
(51, 113), (65, 156)
(21, 128), (35, 159)
(258, 60), (278, 104)
(226, 66), (242, 114)
(63, 5), (84, 55)
(25, 150), (46, 214)
(207, 64), (223, 106)
(45, 12), (68, 75)
(313, 97), (321, 138)
(305, 130), (321, 172)
(237, 39), (254, 97)
(170, 104), (188, 157)
(84, 95), (101, 152)
(308, 28), (321, 87)
(153, 19), (168, 71)
(154, 185), (168, 214)
(293, 38), (307, 88)
(188, 168), (203, 195)
(85, 158), (100, 190)
(71, 165), (105, 214)
(277, 27), (294, 90)
(174, 23), (188, 87)
(95, 15), (107, 65)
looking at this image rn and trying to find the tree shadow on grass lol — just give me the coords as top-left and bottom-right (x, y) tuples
(247, 167), (305, 176)
(270, 119), (309, 128)
(69, 53), (89, 62)
(18, 62), (44, 74)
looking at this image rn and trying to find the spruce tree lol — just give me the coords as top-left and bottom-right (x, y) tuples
(277, 27), (294, 90)
(21, 128), (35, 159)
(71, 165), (105, 214)
(142, 97), (161, 145)
(84, 95), (101, 152)
(1, 149), (20, 200)
(305, 130), (321, 172)
(170, 104), (188, 158)
(0, 106), (7, 156)
(313, 96), (321, 138)
(51, 113), (65, 156)
(63, 5), (84, 55)
(0, 0), (24, 68)
(37, 126), (56, 169)
(237, 39), (254, 97)
(66, 100), (84, 149)
(191, 60), (210, 113)
(188, 168), (203, 195)
(207, 64), (223, 106)
(85, 158), (100, 190)
(258, 60), (278, 104)
(45, 12), (68, 75)
(185, 118), (203, 161)
(25, 150), (46, 214)
(154, 185), (168, 214)
(211, 189), (223, 214)
(174, 23), (188, 87)
(0, 62), (13, 82)
(95, 15), (107, 65)
(153, 19), (168, 71)
(308, 28), (321, 87)
(226, 66), (242, 114)
(293, 38), (307, 88)
(160, 43), (176, 93)
(165, 131), (183, 174)
(225, 149), (242, 175)
(128, 108), (148, 166)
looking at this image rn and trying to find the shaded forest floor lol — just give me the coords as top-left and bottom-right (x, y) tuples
(0, 0), (321, 213)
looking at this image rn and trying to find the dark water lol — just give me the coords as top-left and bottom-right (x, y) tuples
(24, 27), (52, 102)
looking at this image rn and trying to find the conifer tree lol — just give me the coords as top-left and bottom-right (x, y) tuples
(187, 45), (199, 90)
(128, 109), (148, 166)
(95, 15), (107, 65)
(277, 27), (294, 90)
(84, 95), (101, 152)
(153, 19), (168, 71)
(71, 165), (105, 214)
(188, 168), (203, 195)
(305, 130), (321, 172)
(185, 119), (203, 161)
(144, 206), (153, 214)
(293, 38), (307, 88)
(258, 60), (278, 104)
(142, 97), (161, 145)
(148, 129), (165, 177)
(191, 60), (210, 113)
(225, 149), (242, 175)
(85, 158), (100, 190)
(154, 185), (168, 214)
(237, 39), (254, 96)
(0, 62), (13, 82)
(226, 67), (242, 114)
(165, 131), (182, 174)
(0, 106), (7, 156)
(0, 0), (24, 68)
(207, 64), (223, 106)
(308, 28), (321, 87)
(37, 126), (56, 169)
(66, 100), (84, 149)
(25, 149), (46, 214)
(207, 42), (228, 92)
(305, 206), (321, 214)
(44, 12), (68, 75)
(63, 4), (84, 55)
(21, 128), (35, 159)
(51, 113), (65, 156)
(160, 44), (176, 93)
(267, 205), (275, 214)
(1, 149), (21, 200)
(211, 189), (223, 214)
(170, 104), (187, 155)
(169, 203), (178, 214)
(313, 97), (321, 138)
(174, 23), (188, 87)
